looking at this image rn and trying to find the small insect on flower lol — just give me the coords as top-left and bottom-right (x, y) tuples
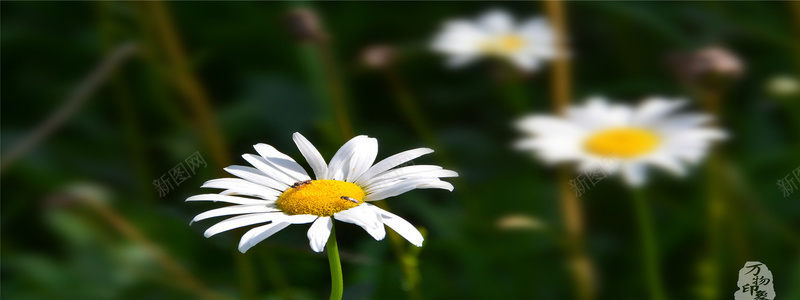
(290, 180), (312, 189)
(341, 196), (359, 203)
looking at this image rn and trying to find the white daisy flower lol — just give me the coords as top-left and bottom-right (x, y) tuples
(187, 133), (457, 253)
(431, 9), (556, 71)
(516, 97), (727, 187)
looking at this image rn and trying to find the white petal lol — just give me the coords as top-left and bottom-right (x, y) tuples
(254, 143), (311, 182)
(283, 214), (319, 224)
(334, 205), (385, 241)
(293, 132), (328, 180)
(345, 137), (378, 182)
(657, 114), (714, 131)
(371, 205), (424, 247)
(363, 168), (459, 191)
(516, 115), (584, 137)
(478, 10), (514, 34)
(192, 205), (280, 223)
(224, 165), (288, 191)
(219, 189), (279, 201)
(201, 178), (281, 200)
(242, 154), (297, 186)
(365, 178), (454, 201)
(622, 163), (648, 187)
(326, 135), (369, 181)
(632, 98), (687, 126)
(362, 165), (446, 187)
(204, 212), (282, 237)
(645, 154), (687, 177)
(186, 193), (272, 205)
(446, 54), (480, 68)
(432, 21), (486, 54)
(519, 17), (554, 44)
(355, 148), (434, 185)
(307, 217), (333, 252)
(238, 222), (291, 253)
(509, 54), (539, 71)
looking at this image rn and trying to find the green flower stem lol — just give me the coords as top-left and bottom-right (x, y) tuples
(631, 188), (666, 300)
(327, 223), (344, 300)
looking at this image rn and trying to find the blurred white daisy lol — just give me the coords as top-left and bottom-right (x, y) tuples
(516, 97), (727, 186)
(188, 133), (457, 253)
(431, 9), (556, 71)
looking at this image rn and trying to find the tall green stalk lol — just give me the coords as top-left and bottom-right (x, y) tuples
(326, 223), (344, 300)
(631, 188), (666, 300)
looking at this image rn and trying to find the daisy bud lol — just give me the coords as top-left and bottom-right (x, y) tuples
(284, 8), (328, 43)
(766, 75), (799, 98)
(668, 46), (744, 88)
(496, 214), (545, 231)
(361, 44), (397, 69)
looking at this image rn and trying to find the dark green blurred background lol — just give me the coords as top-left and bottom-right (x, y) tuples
(2, 1), (799, 299)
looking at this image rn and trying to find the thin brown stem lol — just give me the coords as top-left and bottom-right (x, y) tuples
(544, 0), (572, 115)
(86, 200), (233, 300)
(544, 1), (596, 300)
(143, 0), (231, 168)
(0, 43), (138, 173)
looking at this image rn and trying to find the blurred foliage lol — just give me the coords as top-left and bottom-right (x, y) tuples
(2, 1), (799, 300)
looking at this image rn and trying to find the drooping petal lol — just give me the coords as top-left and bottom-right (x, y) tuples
(509, 54), (539, 71)
(191, 205), (280, 223)
(622, 163), (648, 187)
(292, 132), (328, 180)
(355, 148), (434, 185)
(645, 154), (687, 176)
(446, 54), (480, 68)
(254, 143), (311, 182)
(334, 205), (385, 241)
(238, 222), (291, 253)
(307, 217), (333, 252)
(204, 212), (282, 237)
(371, 205), (424, 247)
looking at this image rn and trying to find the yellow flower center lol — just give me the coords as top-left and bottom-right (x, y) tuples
(584, 127), (661, 158)
(276, 180), (364, 217)
(483, 35), (525, 55)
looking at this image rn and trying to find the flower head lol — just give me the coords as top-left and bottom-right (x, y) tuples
(431, 9), (556, 71)
(516, 97), (727, 186)
(188, 133), (457, 253)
